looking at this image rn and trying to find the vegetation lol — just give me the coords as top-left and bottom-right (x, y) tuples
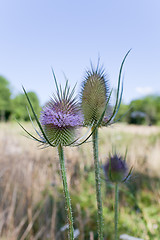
(0, 76), (12, 121)
(1, 75), (160, 126)
(0, 123), (160, 239)
(116, 95), (160, 125)
(1, 73), (160, 239)
(0, 76), (41, 121)
(12, 92), (41, 121)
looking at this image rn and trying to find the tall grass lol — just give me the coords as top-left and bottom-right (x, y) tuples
(0, 122), (160, 239)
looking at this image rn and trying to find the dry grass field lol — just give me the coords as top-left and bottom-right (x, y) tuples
(0, 122), (160, 239)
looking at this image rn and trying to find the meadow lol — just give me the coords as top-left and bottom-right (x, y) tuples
(0, 122), (160, 240)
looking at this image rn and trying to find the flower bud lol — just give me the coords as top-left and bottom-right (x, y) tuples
(81, 65), (109, 126)
(103, 154), (129, 183)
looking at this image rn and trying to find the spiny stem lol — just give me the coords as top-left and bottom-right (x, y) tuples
(92, 127), (104, 240)
(58, 143), (74, 240)
(115, 183), (119, 240)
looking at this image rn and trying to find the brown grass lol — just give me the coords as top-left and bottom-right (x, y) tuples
(0, 122), (160, 239)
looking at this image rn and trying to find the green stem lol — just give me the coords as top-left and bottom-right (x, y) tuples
(58, 144), (74, 240)
(92, 127), (104, 240)
(115, 183), (119, 240)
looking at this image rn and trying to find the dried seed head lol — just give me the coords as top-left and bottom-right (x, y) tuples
(103, 154), (129, 183)
(80, 63), (109, 126)
(40, 81), (83, 146)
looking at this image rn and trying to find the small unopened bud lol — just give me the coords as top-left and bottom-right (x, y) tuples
(103, 154), (131, 183)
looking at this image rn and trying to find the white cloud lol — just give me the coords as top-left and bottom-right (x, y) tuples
(136, 86), (154, 95)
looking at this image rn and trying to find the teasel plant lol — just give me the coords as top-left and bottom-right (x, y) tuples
(103, 152), (133, 240)
(18, 71), (86, 240)
(80, 50), (131, 240)
(18, 49), (130, 239)
(18, 68), (113, 239)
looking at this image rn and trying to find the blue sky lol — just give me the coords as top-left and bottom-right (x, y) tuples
(0, 0), (160, 105)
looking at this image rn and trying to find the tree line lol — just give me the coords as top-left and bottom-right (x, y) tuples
(116, 95), (160, 125)
(0, 75), (160, 125)
(0, 76), (41, 121)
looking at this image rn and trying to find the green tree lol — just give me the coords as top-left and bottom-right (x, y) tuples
(12, 91), (41, 121)
(129, 95), (160, 125)
(115, 95), (160, 125)
(0, 76), (12, 121)
(155, 96), (160, 125)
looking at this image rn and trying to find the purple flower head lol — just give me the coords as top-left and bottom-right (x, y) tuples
(103, 154), (130, 183)
(40, 102), (83, 129)
(40, 80), (83, 146)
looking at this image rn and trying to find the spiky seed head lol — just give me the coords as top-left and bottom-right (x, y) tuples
(80, 63), (109, 126)
(103, 154), (128, 183)
(40, 81), (83, 146)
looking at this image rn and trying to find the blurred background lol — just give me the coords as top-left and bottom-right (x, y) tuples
(0, 0), (160, 239)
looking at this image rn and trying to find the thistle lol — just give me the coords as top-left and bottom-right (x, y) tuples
(80, 50), (131, 240)
(19, 71), (83, 240)
(103, 153), (133, 240)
